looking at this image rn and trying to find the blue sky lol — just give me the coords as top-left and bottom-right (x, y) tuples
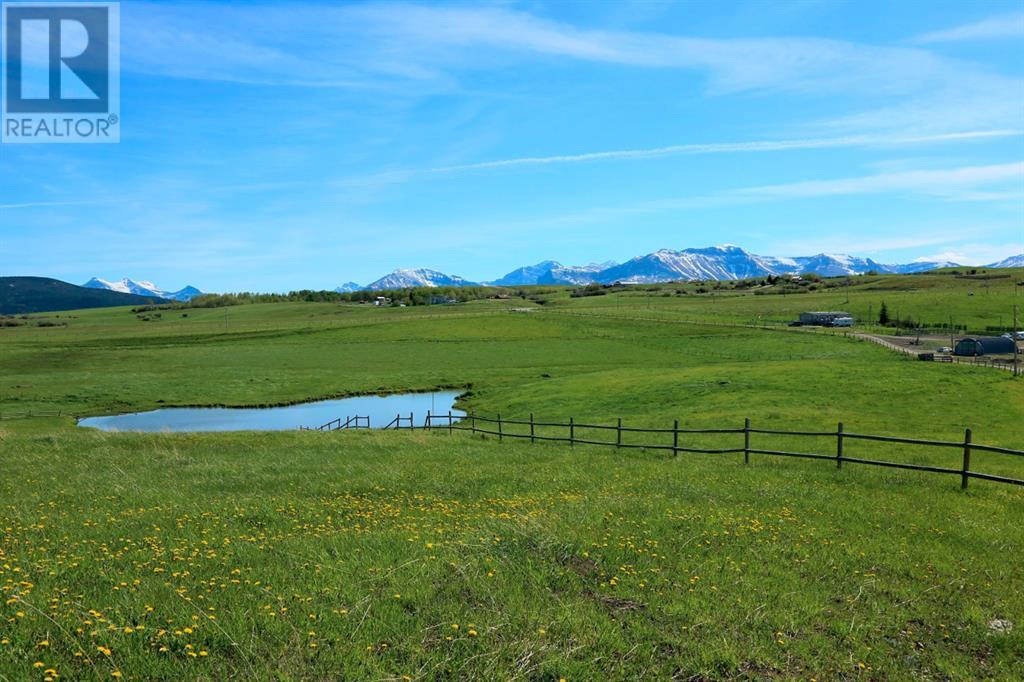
(1, 0), (1022, 292)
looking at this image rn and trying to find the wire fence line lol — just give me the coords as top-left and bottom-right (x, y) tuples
(324, 409), (1024, 490)
(0, 409), (64, 420)
(543, 309), (1023, 376)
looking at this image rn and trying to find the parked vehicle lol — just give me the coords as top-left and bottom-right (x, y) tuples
(937, 346), (952, 353)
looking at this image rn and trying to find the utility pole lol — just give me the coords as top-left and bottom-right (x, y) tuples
(949, 314), (954, 351)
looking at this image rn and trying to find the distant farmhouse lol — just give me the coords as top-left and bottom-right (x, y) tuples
(953, 336), (1017, 357)
(798, 311), (854, 327)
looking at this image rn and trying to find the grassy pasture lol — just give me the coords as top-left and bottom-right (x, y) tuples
(1, 430), (1022, 680)
(0, 271), (1022, 679)
(543, 268), (1024, 333)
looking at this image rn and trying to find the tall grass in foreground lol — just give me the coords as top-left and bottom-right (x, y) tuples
(1, 430), (1021, 679)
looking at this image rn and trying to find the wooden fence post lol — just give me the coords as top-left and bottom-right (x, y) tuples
(426, 409), (431, 430)
(498, 413), (503, 442)
(569, 417), (575, 446)
(836, 422), (844, 470)
(744, 417), (750, 465)
(961, 428), (972, 490)
(672, 419), (679, 457)
(616, 418), (622, 449)
(471, 412), (476, 434)
(409, 412), (413, 430)
(448, 410), (453, 435)
(530, 413), (535, 444)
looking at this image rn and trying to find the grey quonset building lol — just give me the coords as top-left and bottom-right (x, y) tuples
(953, 336), (1017, 357)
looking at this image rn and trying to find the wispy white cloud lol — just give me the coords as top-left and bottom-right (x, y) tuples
(117, 2), (1022, 137)
(913, 12), (1024, 43)
(0, 200), (118, 211)
(419, 130), (1021, 174)
(119, 3), (966, 93)
(732, 162), (1024, 202)
(326, 130), (1022, 190)
(914, 243), (1024, 266)
(769, 232), (969, 257)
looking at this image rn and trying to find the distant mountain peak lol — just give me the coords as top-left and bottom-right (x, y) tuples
(334, 281), (362, 293)
(83, 277), (203, 302)
(986, 254), (1024, 269)
(363, 268), (477, 291)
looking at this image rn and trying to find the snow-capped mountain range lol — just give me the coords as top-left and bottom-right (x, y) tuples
(489, 260), (618, 286)
(336, 246), (1020, 291)
(83, 278), (203, 302)
(987, 254), (1024, 269)
(344, 269), (477, 292)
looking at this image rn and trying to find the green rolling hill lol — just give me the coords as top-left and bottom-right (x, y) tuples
(0, 276), (169, 315)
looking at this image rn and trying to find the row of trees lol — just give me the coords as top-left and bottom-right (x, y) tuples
(140, 286), (525, 311)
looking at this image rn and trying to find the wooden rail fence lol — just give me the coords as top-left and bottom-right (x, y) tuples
(334, 409), (1024, 490)
(300, 415), (370, 431)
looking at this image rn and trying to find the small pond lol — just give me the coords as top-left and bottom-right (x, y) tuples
(78, 391), (464, 432)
